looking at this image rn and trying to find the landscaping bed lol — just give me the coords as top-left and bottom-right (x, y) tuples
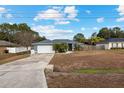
(46, 50), (124, 88)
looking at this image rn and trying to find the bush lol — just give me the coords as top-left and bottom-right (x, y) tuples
(74, 44), (82, 51)
(53, 43), (68, 53)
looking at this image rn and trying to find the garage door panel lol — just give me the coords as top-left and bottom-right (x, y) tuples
(37, 45), (54, 53)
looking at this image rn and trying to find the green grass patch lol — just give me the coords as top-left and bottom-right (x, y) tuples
(74, 68), (124, 74)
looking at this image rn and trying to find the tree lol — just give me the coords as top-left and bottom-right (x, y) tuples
(18, 23), (31, 32)
(97, 27), (124, 39)
(91, 32), (97, 38)
(33, 36), (46, 42)
(90, 37), (105, 45)
(97, 27), (110, 39)
(73, 33), (85, 43)
(0, 32), (8, 40)
(90, 32), (104, 44)
(112, 27), (124, 38)
(0, 23), (12, 42)
(0, 23), (46, 45)
(110, 28), (116, 38)
(14, 32), (34, 49)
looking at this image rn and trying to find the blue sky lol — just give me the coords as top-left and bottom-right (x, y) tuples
(0, 5), (124, 39)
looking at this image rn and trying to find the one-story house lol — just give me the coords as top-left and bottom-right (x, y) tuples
(96, 38), (124, 49)
(0, 40), (17, 54)
(32, 39), (77, 53)
(0, 40), (30, 53)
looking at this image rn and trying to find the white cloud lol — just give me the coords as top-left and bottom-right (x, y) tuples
(0, 7), (7, 13)
(117, 5), (124, 16)
(0, 7), (13, 19)
(85, 10), (91, 14)
(34, 9), (63, 21)
(116, 17), (124, 22)
(55, 21), (70, 25)
(116, 5), (124, 22)
(97, 17), (104, 23)
(52, 6), (63, 11)
(81, 27), (85, 31)
(31, 25), (74, 39)
(3, 13), (13, 19)
(34, 6), (79, 24)
(64, 6), (78, 21)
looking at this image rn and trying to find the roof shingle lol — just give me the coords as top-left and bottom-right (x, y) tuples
(107, 38), (124, 42)
(0, 40), (18, 47)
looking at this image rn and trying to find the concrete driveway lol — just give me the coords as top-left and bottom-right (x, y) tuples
(0, 54), (54, 88)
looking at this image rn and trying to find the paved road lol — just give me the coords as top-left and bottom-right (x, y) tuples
(0, 54), (54, 88)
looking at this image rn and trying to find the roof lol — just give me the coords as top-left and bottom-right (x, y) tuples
(32, 39), (53, 45)
(32, 39), (76, 45)
(0, 40), (18, 47)
(53, 39), (75, 44)
(97, 38), (124, 44)
(106, 38), (124, 42)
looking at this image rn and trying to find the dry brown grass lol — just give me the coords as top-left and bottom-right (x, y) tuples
(46, 50), (124, 88)
(47, 72), (124, 88)
(50, 50), (124, 72)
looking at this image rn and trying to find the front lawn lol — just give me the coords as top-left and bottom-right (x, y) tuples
(46, 50), (124, 88)
(50, 50), (124, 72)
(47, 72), (124, 88)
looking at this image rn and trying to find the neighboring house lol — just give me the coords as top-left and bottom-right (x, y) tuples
(7, 47), (30, 53)
(32, 39), (76, 53)
(0, 40), (30, 53)
(0, 40), (17, 54)
(96, 38), (124, 49)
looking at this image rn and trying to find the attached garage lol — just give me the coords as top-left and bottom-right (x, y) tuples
(32, 40), (55, 54)
(36, 45), (54, 53)
(32, 39), (76, 54)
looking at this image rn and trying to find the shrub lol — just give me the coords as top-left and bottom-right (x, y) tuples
(53, 43), (68, 53)
(74, 44), (83, 51)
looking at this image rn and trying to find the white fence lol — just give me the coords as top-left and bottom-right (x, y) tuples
(7, 47), (31, 53)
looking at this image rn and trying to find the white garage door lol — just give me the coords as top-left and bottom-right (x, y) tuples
(37, 45), (54, 53)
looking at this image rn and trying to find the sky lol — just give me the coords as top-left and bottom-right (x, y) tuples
(0, 5), (124, 40)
